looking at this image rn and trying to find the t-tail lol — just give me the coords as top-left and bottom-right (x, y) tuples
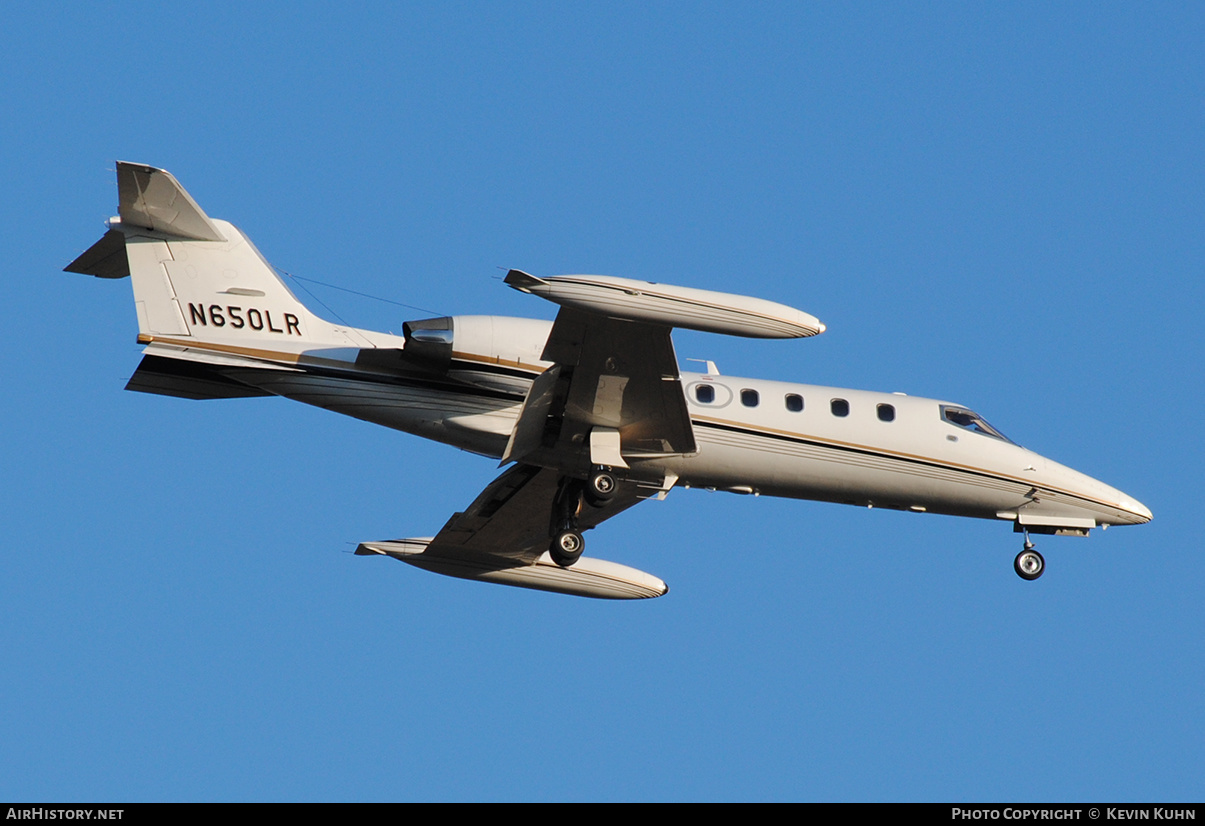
(66, 162), (367, 399)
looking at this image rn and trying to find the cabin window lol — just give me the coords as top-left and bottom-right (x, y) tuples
(940, 405), (1015, 444)
(695, 384), (715, 404)
(785, 394), (804, 412)
(830, 398), (849, 417)
(741, 389), (760, 407)
(877, 403), (895, 422)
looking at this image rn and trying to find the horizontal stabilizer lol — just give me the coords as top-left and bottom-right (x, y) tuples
(126, 354), (272, 400)
(116, 161), (227, 241)
(356, 539), (668, 600)
(64, 229), (130, 278)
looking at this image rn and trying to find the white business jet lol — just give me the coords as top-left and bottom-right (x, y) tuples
(66, 163), (1151, 599)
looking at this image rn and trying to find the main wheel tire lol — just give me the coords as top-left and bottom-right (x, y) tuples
(1014, 549), (1045, 581)
(585, 470), (617, 507)
(549, 530), (585, 567)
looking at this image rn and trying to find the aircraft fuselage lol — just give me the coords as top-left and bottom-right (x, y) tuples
(230, 340), (1150, 533)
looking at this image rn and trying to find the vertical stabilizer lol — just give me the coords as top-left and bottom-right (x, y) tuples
(68, 163), (356, 350)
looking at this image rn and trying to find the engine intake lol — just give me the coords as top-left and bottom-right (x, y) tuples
(402, 316), (454, 371)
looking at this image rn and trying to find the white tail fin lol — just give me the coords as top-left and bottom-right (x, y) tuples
(68, 162), (351, 350)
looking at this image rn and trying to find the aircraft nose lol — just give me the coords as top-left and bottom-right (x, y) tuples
(1118, 492), (1153, 524)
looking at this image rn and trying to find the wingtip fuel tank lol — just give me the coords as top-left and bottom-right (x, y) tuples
(504, 270), (824, 339)
(356, 539), (669, 600)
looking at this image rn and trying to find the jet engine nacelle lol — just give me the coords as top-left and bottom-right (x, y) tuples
(403, 314), (553, 393)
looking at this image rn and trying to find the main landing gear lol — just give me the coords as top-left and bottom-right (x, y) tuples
(586, 467), (617, 507)
(550, 528), (585, 567)
(1014, 531), (1045, 581)
(548, 467), (618, 568)
(549, 475), (586, 568)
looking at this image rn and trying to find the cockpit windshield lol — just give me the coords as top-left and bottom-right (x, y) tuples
(940, 405), (1016, 444)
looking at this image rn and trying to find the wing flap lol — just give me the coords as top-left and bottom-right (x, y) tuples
(550, 307), (696, 457)
(505, 307), (695, 469)
(501, 365), (561, 464)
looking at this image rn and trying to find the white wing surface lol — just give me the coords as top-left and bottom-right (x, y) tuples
(357, 463), (667, 599)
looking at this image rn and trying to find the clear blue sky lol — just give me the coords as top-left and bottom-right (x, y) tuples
(2, 2), (1201, 801)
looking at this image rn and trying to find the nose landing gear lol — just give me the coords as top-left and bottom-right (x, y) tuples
(1014, 532), (1045, 581)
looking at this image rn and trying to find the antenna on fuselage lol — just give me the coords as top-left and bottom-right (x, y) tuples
(685, 358), (720, 376)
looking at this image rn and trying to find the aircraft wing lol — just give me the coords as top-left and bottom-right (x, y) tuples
(502, 303), (696, 470)
(358, 286), (697, 599)
(501, 267), (824, 471)
(357, 463), (668, 599)
(358, 269), (823, 598)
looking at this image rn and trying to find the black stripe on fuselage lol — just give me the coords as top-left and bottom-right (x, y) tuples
(448, 356), (543, 383)
(231, 359), (530, 404)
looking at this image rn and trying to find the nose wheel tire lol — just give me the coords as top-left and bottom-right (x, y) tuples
(1014, 548), (1045, 581)
(550, 530), (585, 567)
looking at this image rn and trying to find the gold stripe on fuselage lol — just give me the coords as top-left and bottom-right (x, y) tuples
(690, 413), (1116, 514)
(133, 335), (1122, 517)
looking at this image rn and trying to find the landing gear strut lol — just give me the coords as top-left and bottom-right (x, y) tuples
(1014, 532), (1045, 581)
(549, 476), (586, 568)
(546, 469), (622, 566)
